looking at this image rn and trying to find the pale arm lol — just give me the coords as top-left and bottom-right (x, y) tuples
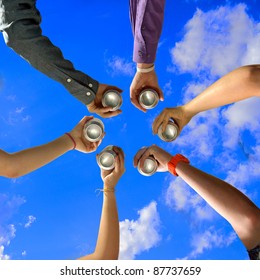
(0, 116), (103, 178)
(78, 147), (124, 260)
(79, 191), (119, 260)
(0, 135), (73, 178)
(184, 65), (260, 117)
(153, 65), (260, 134)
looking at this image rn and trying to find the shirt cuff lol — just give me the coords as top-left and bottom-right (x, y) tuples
(133, 41), (158, 64)
(63, 76), (99, 105)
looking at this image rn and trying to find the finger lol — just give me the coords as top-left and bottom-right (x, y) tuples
(92, 141), (99, 151)
(139, 148), (152, 169)
(101, 168), (111, 179)
(158, 88), (164, 101)
(117, 149), (125, 171)
(114, 154), (120, 173)
(96, 133), (105, 147)
(99, 106), (113, 113)
(161, 119), (168, 133)
(152, 112), (165, 134)
(103, 110), (122, 117)
(83, 115), (94, 122)
(133, 147), (147, 167)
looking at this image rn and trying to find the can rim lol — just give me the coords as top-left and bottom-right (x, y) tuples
(158, 122), (178, 142)
(84, 120), (104, 142)
(137, 157), (158, 176)
(97, 150), (116, 170)
(139, 89), (159, 109)
(102, 90), (122, 111)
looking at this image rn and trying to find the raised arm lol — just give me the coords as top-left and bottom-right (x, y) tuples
(134, 145), (260, 258)
(78, 147), (125, 260)
(153, 65), (260, 134)
(129, 0), (166, 112)
(0, 0), (122, 117)
(0, 116), (103, 178)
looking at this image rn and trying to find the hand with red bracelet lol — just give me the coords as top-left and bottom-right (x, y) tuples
(133, 144), (189, 174)
(0, 116), (104, 178)
(68, 116), (104, 153)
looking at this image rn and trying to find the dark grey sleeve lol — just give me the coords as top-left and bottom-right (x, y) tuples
(0, 0), (98, 105)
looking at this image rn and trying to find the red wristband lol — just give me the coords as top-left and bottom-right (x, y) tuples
(65, 133), (76, 150)
(168, 154), (190, 176)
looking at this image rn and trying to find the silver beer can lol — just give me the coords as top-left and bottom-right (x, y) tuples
(102, 90), (122, 111)
(139, 89), (159, 109)
(84, 118), (104, 142)
(137, 156), (158, 176)
(158, 120), (179, 142)
(97, 145), (117, 170)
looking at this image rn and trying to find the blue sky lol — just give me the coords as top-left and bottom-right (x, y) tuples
(0, 0), (260, 260)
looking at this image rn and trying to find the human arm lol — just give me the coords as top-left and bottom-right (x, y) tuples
(153, 65), (260, 134)
(0, 116), (103, 178)
(78, 147), (125, 260)
(134, 144), (260, 251)
(129, 0), (165, 111)
(0, 0), (122, 117)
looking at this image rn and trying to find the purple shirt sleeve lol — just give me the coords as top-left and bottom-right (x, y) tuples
(130, 0), (166, 64)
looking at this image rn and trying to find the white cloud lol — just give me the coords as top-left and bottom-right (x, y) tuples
(225, 144), (260, 192)
(171, 4), (260, 77)
(22, 250), (27, 256)
(119, 201), (161, 260)
(165, 177), (215, 221)
(163, 80), (173, 97)
(0, 194), (26, 260)
(24, 215), (36, 229)
(222, 97), (260, 148)
(184, 227), (237, 259)
(182, 82), (208, 104)
(175, 107), (221, 158)
(0, 245), (10, 260)
(107, 56), (135, 77)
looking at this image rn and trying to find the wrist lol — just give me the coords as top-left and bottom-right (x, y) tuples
(182, 103), (198, 118)
(137, 63), (155, 73)
(137, 63), (154, 69)
(64, 133), (77, 150)
(103, 185), (116, 192)
(168, 154), (190, 176)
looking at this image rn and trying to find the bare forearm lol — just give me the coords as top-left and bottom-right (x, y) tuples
(184, 65), (260, 117)
(176, 162), (258, 223)
(7, 135), (73, 178)
(79, 192), (119, 260)
(175, 161), (260, 249)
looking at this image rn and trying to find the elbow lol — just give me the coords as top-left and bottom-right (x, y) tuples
(241, 65), (260, 91)
(248, 65), (260, 88)
(245, 209), (260, 234)
(4, 167), (22, 179)
(3, 19), (33, 51)
(3, 22), (22, 49)
(4, 160), (23, 179)
(239, 208), (260, 249)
